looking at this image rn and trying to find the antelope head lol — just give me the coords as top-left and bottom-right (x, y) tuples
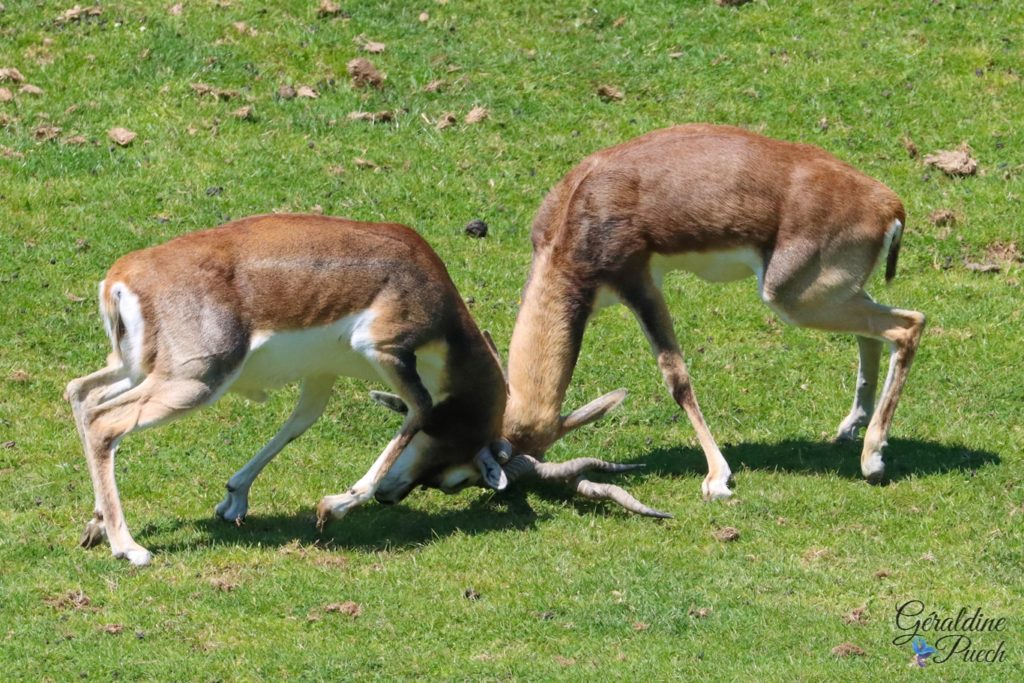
(366, 391), (510, 504)
(369, 333), (670, 519)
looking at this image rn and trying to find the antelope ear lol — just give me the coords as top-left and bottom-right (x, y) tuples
(559, 388), (628, 435)
(475, 447), (508, 491)
(369, 391), (408, 414)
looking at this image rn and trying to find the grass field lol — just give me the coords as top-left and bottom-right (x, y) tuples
(2, 0), (1022, 680)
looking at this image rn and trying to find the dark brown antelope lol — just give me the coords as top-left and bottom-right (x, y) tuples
(66, 214), (663, 566)
(501, 124), (926, 501)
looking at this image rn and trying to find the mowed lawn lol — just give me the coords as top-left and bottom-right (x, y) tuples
(2, 1), (1022, 680)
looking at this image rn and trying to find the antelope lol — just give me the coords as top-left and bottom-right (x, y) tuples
(501, 124), (926, 500)
(66, 214), (663, 566)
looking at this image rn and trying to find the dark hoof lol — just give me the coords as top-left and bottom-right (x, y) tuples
(864, 471), (886, 485)
(79, 520), (105, 548)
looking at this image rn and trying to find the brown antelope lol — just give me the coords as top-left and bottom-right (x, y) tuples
(66, 214), (661, 566)
(501, 124), (926, 500)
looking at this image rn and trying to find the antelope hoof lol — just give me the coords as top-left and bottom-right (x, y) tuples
(862, 451), (886, 484)
(114, 546), (153, 567)
(701, 475), (733, 501)
(316, 494), (353, 531)
(215, 488), (249, 524)
(315, 499), (332, 532)
(835, 413), (869, 442)
(834, 424), (862, 442)
(79, 518), (106, 549)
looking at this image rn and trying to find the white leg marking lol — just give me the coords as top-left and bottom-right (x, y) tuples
(317, 343), (427, 527)
(861, 449), (886, 480)
(375, 432), (429, 502)
(318, 434), (402, 523)
(66, 363), (134, 551)
(859, 344), (898, 480)
(836, 407), (870, 442)
(121, 548), (153, 567)
(701, 465), (734, 501)
(216, 376), (335, 522)
(98, 435), (152, 566)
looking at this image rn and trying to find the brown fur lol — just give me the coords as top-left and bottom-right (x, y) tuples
(104, 215), (461, 372)
(68, 214), (506, 564)
(528, 125), (902, 276)
(504, 125), (923, 496)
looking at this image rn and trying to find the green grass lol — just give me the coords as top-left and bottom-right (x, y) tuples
(2, 0), (1022, 680)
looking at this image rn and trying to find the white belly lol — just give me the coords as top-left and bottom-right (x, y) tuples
(226, 310), (450, 404)
(650, 247), (764, 286)
(594, 247), (765, 311)
(229, 311), (379, 399)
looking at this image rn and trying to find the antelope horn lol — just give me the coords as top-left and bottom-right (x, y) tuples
(501, 453), (542, 483)
(503, 454), (643, 482)
(501, 454), (671, 519)
(574, 478), (672, 519)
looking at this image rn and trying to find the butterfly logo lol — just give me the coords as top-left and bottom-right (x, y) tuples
(911, 636), (937, 668)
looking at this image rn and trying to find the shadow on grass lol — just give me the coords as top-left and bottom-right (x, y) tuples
(630, 438), (1001, 482)
(144, 486), (543, 554)
(528, 437), (1001, 519)
(141, 439), (999, 554)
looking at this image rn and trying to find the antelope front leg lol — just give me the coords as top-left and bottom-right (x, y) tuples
(622, 277), (733, 500)
(216, 376), (335, 523)
(661, 352), (733, 500)
(317, 350), (430, 528)
(316, 426), (420, 528)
